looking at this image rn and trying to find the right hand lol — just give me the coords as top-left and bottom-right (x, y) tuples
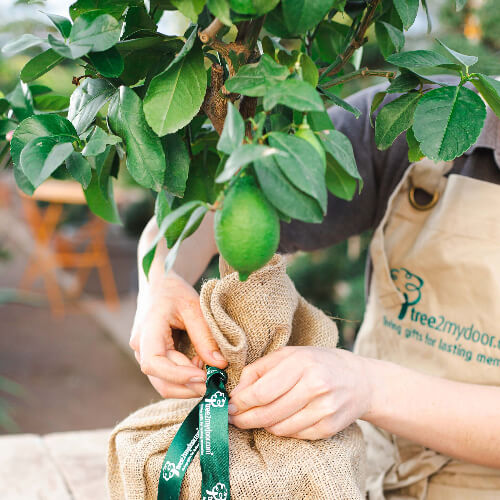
(130, 270), (227, 399)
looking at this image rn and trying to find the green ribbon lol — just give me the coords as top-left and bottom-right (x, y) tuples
(157, 366), (230, 500)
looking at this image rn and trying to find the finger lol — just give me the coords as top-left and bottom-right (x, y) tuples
(191, 355), (205, 369)
(149, 375), (206, 399)
(265, 398), (332, 437)
(229, 380), (310, 429)
(229, 353), (300, 414)
(230, 348), (291, 396)
(288, 417), (338, 441)
(180, 302), (227, 368)
(139, 322), (206, 384)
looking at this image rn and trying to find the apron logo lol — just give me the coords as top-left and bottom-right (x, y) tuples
(205, 390), (226, 407)
(390, 267), (424, 320)
(161, 461), (180, 482)
(205, 482), (228, 500)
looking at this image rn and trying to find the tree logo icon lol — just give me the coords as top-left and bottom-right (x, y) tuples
(205, 390), (227, 407)
(161, 461), (180, 482)
(390, 267), (424, 320)
(205, 482), (228, 500)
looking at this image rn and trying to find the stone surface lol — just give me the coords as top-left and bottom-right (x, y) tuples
(0, 434), (71, 499)
(44, 429), (110, 500)
(0, 429), (111, 500)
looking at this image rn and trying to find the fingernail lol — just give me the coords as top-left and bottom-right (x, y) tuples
(228, 416), (234, 424)
(190, 376), (205, 383)
(212, 351), (224, 361)
(228, 404), (238, 415)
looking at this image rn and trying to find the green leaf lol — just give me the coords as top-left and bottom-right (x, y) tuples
(69, 0), (128, 21)
(386, 70), (420, 93)
(254, 156), (323, 223)
(375, 21), (405, 58)
(370, 91), (386, 126)
(33, 94), (70, 111)
(81, 125), (121, 156)
(318, 129), (362, 188)
(311, 21), (349, 64)
(216, 144), (284, 183)
(45, 12), (72, 38)
(436, 39), (477, 69)
(142, 200), (203, 276)
(393, 0), (419, 30)
(20, 49), (64, 83)
(69, 11), (121, 52)
(20, 136), (74, 187)
(421, 0), (432, 33)
(319, 87), (361, 118)
(386, 50), (452, 69)
(11, 114), (78, 166)
(163, 133), (190, 197)
(207, 0), (231, 25)
(88, 46), (124, 77)
(67, 77), (116, 134)
(108, 86), (166, 191)
(171, 0), (205, 21)
(406, 128), (423, 162)
(299, 53), (319, 87)
(66, 152), (92, 188)
(2, 34), (44, 56)
(163, 205), (207, 273)
(50, 11), (121, 59)
(28, 84), (52, 96)
(83, 168), (121, 224)
(374, 91), (421, 150)
(6, 81), (34, 122)
(217, 102), (245, 155)
(13, 162), (35, 195)
(143, 40), (206, 136)
(325, 154), (357, 201)
(263, 79), (324, 113)
(307, 110), (334, 131)
(282, 0), (332, 36)
(471, 73), (500, 119)
(269, 132), (327, 212)
(224, 54), (289, 97)
(0, 119), (17, 140)
(413, 85), (486, 161)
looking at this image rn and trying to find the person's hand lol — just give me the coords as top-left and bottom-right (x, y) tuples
(130, 269), (227, 399)
(228, 346), (372, 440)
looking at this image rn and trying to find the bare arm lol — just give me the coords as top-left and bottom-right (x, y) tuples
(365, 357), (500, 467)
(130, 212), (225, 399)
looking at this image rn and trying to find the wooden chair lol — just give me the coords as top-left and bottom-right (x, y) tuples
(18, 180), (119, 316)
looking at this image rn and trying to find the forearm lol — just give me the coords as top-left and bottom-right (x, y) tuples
(363, 358), (500, 468)
(138, 212), (218, 288)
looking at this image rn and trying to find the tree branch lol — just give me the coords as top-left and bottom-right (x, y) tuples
(319, 0), (382, 80)
(199, 18), (225, 44)
(320, 67), (396, 89)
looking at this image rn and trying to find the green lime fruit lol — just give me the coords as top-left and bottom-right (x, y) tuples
(215, 175), (280, 281)
(295, 121), (326, 167)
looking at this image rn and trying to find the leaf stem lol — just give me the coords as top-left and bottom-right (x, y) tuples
(320, 67), (396, 89)
(319, 0), (382, 81)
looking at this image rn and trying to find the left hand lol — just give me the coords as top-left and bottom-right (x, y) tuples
(228, 346), (372, 440)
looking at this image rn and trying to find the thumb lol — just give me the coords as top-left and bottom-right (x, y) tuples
(181, 302), (227, 369)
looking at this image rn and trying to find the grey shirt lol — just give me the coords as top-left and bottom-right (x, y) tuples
(278, 82), (500, 254)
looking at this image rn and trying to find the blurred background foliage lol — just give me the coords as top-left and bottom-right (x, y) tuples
(0, 0), (497, 363)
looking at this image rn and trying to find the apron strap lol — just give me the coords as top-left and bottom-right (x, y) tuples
(370, 158), (454, 308)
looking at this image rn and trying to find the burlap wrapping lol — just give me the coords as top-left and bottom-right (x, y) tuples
(107, 255), (366, 499)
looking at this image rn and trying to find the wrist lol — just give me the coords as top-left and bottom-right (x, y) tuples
(360, 357), (401, 423)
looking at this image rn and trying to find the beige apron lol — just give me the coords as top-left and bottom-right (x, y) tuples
(354, 158), (500, 499)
